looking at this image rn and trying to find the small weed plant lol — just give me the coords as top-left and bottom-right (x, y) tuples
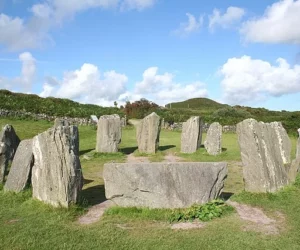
(169, 199), (233, 222)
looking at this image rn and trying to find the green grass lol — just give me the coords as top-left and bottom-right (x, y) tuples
(1, 118), (300, 249)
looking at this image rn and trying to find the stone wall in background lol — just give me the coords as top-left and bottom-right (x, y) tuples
(0, 109), (237, 131)
(162, 121), (236, 133)
(0, 109), (93, 125)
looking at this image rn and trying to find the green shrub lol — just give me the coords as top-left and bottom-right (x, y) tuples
(169, 200), (234, 222)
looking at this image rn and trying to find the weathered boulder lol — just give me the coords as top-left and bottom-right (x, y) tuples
(96, 114), (121, 153)
(4, 139), (33, 192)
(103, 162), (227, 208)
(31, 125), (83, 207)
(0, 124), (20, 183)
(54, 118), (70, 128)
(204, 122), (222, 155)
(181, 116), (202, 153)
(297, 128), (300, 159)
(237, 119), (291, 193)
(136, 112), (161, 154)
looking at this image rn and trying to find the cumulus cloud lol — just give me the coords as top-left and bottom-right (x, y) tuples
(0, 52), (36, 91)
(0, 0), (156, 51)
(220, 55), (300, 104)
(241, 0), (300, 44)
(209, 6), (245, 32)
(173, 13), (204, 37)
(133, 67), (208, 105)
(41, 65), (208, 106)
(40, 63), (128, 106)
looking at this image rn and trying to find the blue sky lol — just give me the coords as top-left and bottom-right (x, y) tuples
(0, 0), (300, 110)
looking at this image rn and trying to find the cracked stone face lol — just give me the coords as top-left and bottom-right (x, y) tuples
(237, 119), (291, 193)
(103, 162), (227, 208)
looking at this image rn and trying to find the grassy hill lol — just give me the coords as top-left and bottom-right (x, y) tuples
(0, 89), (122, 118)
(165, 98), (227, 111)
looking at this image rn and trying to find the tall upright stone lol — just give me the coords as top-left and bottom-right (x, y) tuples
(297, 128), (300, 159)
(0, 124), (20, 183)
(136, 112), (161, 154)
(31, 125), (83, 207)
(204, 122), (222, 155)
(96, 114), (121, 153)
(4, 139), (34, 192)
(237, 119), (291, 193)
(181, 116), (202, 153)
(54, 118), (70, 128)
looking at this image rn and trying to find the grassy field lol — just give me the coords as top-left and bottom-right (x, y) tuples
(0, 118), (300, 250)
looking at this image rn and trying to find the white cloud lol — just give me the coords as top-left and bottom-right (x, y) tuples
(220, 55), (300, 104)
(209, 6), (245, 32)
(0, 14), (50, 50)
(121, 0), (156, 11)
(40, 63), (128, 106)
(18, 52), (36, 90)
(0, 52), (36, 91)
(41, 65), (208, 106)
(133, 67), (208, 105)
(241, 0), (300, 44)
(173, 13), (204, 37)
(0, 0), (156, 51)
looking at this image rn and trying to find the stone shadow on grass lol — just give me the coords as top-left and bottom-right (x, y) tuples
(222, 147), (228, 152)
(158, 145), (176, 151)
(220, 192), (234, 201)
(81, 184), (107, 206)
(79, 148), (94, 156)
(120, 146), (138, 155)
(83, 178), (94, 185)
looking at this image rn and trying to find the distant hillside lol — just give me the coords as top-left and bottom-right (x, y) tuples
(0, 89), (122, 118)
(163, 97), (300, 134)
(165, 98), (228, 112)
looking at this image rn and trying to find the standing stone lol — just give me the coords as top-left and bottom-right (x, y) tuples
(136, 112), (161, 154)
(237, 119), (291, 193)
(204, 122), (222, 155)
(96, 114), (121, 153)
(181, 116), (202, 153)
(54, 118), (70, 128)
(0, 124), (20, 183)
(297, 128), (300, 159)
(31, 126), (83, 207)
(103, 162), (227, 208)
(121, 117), (126, 127)
(4, 139), (33, 192)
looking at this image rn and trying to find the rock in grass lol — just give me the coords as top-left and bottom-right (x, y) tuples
(0, 124), (20, 183)
(237, 119), (291, 193)
(103, 162), (227, 208)
(4, 139), (33, 192)
(181, 116), (202, 153)
(31, 125), (83, 207)
(204, 122), (222, 156)
(96, 114), (121, 153)
(136, 112), (161, 154)
(54, 118), (70, 128)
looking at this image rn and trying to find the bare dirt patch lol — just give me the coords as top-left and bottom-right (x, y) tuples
(78, 200), (114, 225)
(126, 153), (150, 163)
(227, 200), (285, 235)
(163, 153), (184, 162)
